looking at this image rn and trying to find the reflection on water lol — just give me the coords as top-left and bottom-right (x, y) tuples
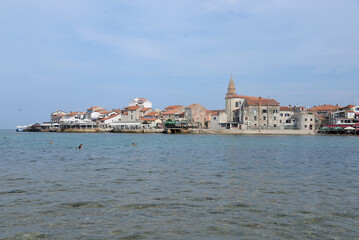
(0, 130), (358, 239)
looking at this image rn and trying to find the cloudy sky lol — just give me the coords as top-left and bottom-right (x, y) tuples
(1, 0), (358, 128)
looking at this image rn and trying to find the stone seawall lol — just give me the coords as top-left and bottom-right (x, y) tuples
(26, 128), (316, 135)
(196, 129), (316, 135)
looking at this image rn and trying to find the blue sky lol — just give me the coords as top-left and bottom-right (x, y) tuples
(1, 0), (359, 128)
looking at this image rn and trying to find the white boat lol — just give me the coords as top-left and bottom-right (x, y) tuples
(16, 125), (28, 132)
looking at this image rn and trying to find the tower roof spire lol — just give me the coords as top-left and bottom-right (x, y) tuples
(227, 74), (236, 96)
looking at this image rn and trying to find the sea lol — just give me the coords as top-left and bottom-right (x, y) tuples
(0, 130), (358, 239)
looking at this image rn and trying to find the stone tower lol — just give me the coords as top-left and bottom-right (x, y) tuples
(225, 75), (240, 122)
(226, 74), (236, 97)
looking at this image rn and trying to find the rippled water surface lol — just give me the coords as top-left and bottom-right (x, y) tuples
(0, 130), (358, 239)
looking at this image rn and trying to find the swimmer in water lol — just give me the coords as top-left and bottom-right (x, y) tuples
(78, 144), (82, 150)
(50, 141), (53, 145)
(132, 142), (137, 147)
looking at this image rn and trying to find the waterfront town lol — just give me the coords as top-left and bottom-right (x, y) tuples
(17, 77), (359, 135)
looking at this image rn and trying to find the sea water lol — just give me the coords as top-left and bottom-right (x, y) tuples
(0, 130), (358, 239)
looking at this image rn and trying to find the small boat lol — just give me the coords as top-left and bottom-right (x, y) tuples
(16, 125), (28, 132)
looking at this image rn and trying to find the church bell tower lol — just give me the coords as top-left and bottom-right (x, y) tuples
(226, 74), (236, 97)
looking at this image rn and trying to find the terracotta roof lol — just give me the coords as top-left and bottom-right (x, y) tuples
(100, 113), (121, 122)
(122, 112), (128, 115)
(165, 105), (184, 110)
(144, 112), (158, 117)
(345, 105), (355, 108)
(67, 111), (82, 116)
(308, 105), (340, 112)
(140, 108), (151, 112)
(246, 98), (280, 106)
(163, 108), (183, 115)
(280, 106), (293, 111)
(98, 110), (111, 114)
(126, 106), (141, 110)
(208, 110), (225, 116)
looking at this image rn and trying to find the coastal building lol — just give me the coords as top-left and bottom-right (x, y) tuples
(129, 98), (152, 108)
(307, 104), (341, 125)
(139, 108), (154, 118)
(51, 110), (67, 123)
(174, 110), (185, 122)
(208, 110), (227, 129)
(292, 112), (319, 132)
(279, 106), (294, 128)
(85, 106), (108, 121)
(184, 103), (208, 127)
(330, 105), (359, 127)
(161, 105), (184, 121)
(140, 111), (163, 128)
(122, 105), (143, 121)
(99, 113), (122, 125)
(224, 76), (280, 129)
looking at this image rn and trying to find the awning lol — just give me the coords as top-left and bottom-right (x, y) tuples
(344, 126), (355, 130)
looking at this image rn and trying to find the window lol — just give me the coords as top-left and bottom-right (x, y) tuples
(254, 116), (257, 121)
(280, 113), (283, 116)
(213, 117), (217, 120)
(131, 115), (133, 119)
(274, 116), (276, 120)
(305, 125), (307, 128)
(305, 118), (307, 121)
(235, 102), (239, 107)
(262, 109), (267, 113)
(254, 110), (257, 114)
(245, 117), (248, 120)
(280, 120), (282, 123)
(285, 113), (290, 117)
(273, 110), (278, 113)
(310, 118), (313, 121)
(263, 116), (266, 120)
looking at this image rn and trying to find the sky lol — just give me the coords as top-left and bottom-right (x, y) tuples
(1, 0), (359, 128)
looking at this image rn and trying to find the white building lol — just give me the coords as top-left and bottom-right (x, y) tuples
(129, 98), (152, 108)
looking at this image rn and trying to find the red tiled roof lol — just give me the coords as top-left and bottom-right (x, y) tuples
(126, 106), (141, 110)
(122, 112), (128, 115)
(345, 105), (355, 109)
(308, 105), (340, 112)
(98, 110), (111, 114)
(165, 105), (184, 110)
(140, 108), (151, 112)
(246, 98), (280, 106)
(163, 108), (183, 115)
(144, 112), (158, 117)
(280, 106), (293, 111)
(100, 113), (121, 122)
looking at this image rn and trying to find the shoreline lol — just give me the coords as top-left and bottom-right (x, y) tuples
(20, 128), (348, 136)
